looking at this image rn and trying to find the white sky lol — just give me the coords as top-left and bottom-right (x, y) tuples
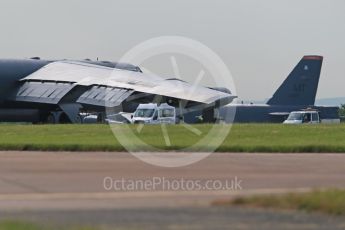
(0, 0), (344, 101)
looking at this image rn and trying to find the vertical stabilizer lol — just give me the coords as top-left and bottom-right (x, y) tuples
(267, 56), (323, 106)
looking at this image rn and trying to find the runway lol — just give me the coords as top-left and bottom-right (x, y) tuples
(0, 151), (345, 211)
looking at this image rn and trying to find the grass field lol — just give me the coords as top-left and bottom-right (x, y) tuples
(0, 220), (98, 230)
(213, 189), (345, 215)
(0, 123), (344, 152)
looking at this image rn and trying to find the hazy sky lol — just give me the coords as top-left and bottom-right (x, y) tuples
(0, 0), (344, 101)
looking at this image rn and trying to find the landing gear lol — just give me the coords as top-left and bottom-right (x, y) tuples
(97, 113), (105, 123)
(75, 114), (82, 124)
(46, 113), (56, 124)
(44, 111), (82, 124)
(58, 112), (71, 124)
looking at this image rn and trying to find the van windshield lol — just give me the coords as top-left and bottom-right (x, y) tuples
(134, 109), (155, 118)
(159, 109), (174, 118)
(287, 113), (303, 121)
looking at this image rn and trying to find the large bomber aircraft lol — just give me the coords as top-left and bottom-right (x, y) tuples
(219, 55), (339, 123)
(0, 58), (235, 123)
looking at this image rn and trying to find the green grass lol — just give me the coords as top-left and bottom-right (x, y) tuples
(0, 221), (42, 230)
(0, 123), (344, 152)
(0, 220), (100, 230)
(213, 189), (345, 215)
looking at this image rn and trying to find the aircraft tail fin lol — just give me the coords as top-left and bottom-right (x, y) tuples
(267, 56), (323, 106)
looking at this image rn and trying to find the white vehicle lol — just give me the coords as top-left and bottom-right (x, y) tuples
(83, 112), (132, 124)
(283, 110), (340, 124)
(132, 103), (176, 124)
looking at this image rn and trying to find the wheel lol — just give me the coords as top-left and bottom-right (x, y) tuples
(97, 113), (105, 123)
(75, 114), (82, 124)
(58, 113), (72, 124)
(46, 113), (56, 124)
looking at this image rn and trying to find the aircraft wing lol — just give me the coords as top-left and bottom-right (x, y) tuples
(11, 61), (235, 108)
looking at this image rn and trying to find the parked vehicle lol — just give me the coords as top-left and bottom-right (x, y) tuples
(284, 110), (340, 124)
(83, 112), (131, 124)
(132, 103), (176, 124)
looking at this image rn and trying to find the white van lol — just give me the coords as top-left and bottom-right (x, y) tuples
(284, 110), (340, 124)
(284, 111), (320, 124)
(132, 103), (176, 124)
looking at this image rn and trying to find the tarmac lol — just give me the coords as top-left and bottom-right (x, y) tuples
(0, 151), (344, 210)
(0, 151), (345, 229)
